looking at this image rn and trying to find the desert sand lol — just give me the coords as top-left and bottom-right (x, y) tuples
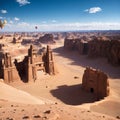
(0, 38), (120, 120)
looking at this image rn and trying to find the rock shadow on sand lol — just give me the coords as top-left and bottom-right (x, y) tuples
(53, 47), (120, 79)
(50, 84), (99, 105)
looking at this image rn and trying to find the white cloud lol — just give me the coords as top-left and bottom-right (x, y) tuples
(3, 22), (120, 31)
(85, 7), (102, 13)
(1, 9), (7, 14)
(17, 22), (30, 26)
(9, 20), (13, 24)
(5, 22), (30, 31)
(14, 17), (20, 21)
(0, 16), (3, 19)
(42, 21), (47, 24)
(52, 20), (57, 23)
(16, 0), (30, 6)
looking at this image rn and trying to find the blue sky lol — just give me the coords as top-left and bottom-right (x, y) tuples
(0, 0), (120, 31)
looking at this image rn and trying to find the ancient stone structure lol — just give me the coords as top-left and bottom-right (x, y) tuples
(13, 37), (22, 43)
(64, 38), (77, 50)
(82, 67), (110, 99)
(0, 45), (55, 83)
(45, 45), (55, 75)
(88, 39), (120, 65)
(0, 53), (20, 83)
(64, 38), (89, 55)
(64, 37), (120, 65)
(76, 40), (88, 55)
(38, 34), (55, 44)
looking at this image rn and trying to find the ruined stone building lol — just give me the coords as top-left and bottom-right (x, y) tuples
(0, 45), (55, 83)
(82, 67), (110, 99)
(0, 53), (20, 83)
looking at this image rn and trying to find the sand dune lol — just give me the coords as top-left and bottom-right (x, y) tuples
(0, 81), (45, 104)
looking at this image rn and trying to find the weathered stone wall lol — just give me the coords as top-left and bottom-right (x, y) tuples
(82, 67), (110, 99)
(107, 40), (120, 65)
(64, 38), (78, 51)
(64, 38), (89, 54)
(0, 45), (55, 83)
(13, 37), (22, 43)
(0, 53), (20, 83)
(38, 34), (55, 44)
(44, 45), (55, 75)
(88, 40), (120, 65)
(76, 40), (89, 55)
(64, 37), (120, 65)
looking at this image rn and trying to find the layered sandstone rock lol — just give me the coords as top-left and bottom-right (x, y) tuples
(107, 40), (120, 65)
(64, 38), (89, 55)
(88, 39), (120, 65)
(64, 38), (77, 50)
(82, 67), (110, 99)
(13, 37), (22, 43)
(38, 34), (55, 44)
(64, 37), (120, 65)
(76, 40), (88, 55)
(0, 53), (20, 83)
(0, 45), (55, 83)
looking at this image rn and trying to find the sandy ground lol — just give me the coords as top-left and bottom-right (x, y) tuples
(0, 100), (117, 120)
(0, 39), (120, 119)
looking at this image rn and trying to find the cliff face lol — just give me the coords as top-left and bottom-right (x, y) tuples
(64, 38), (78, 50)
(64, 38), (88, 54)
(88, 40), (111, 58)
(38, 34), (55, 44)
(88, 40), (120, 65)
(64, 37), (120, 66)
(107, 40), (120, 65)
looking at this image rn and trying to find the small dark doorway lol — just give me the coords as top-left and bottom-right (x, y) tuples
(90, 88), (94, 93)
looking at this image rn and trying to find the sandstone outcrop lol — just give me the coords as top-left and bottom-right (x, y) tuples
(13, 37), (22, 43)
(64, 38), (77, 50)
(0, 45), (55, 83)
(64, 37), (120, 65)
(82, 67), (110, 99)
(64, 38), (89, 55)
(38, 34), (55, 44)
(0, 53), (20, 83)
(107, 40), (120, 65)
(88, 39), (120, 65)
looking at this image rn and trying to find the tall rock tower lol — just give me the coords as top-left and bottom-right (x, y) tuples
(45, 45), (55, 75)
(1, 53), (20, 83)
(27, 45), (37, 82)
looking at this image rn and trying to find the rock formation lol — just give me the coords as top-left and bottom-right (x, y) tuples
(0, 45), (55, 83)
(12, 37), (22, 44)
(64, 38), (89, 55)
(64, 38), (77, 51)
(64, 37), (120, 65)
(15, 45), (55, 82)
(38, 34), (55, 44)
(88, 39), (120, 65)
(0, 35), (4, 39)
(0, 53), (20, 83)
(76, 40), (88, 55)
(82, 67), (110, 99)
